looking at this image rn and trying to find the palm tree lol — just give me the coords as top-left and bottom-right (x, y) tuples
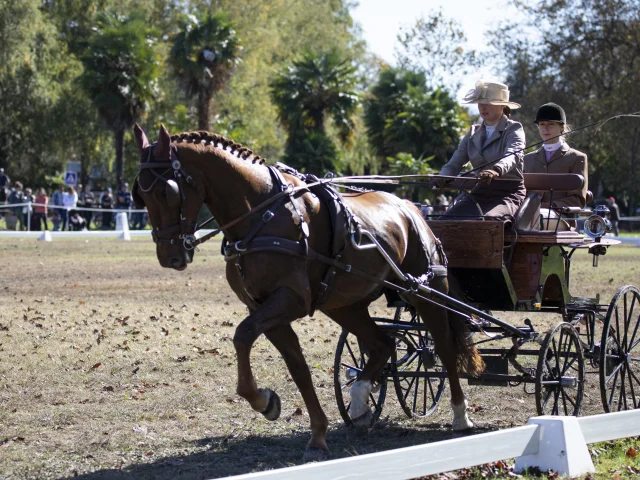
(80, 10), (160, 189)
(270, 49), (358, 173)
(169, 12), (241, 131)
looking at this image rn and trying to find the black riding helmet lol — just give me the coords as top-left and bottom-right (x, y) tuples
(535, 102), (566, 125)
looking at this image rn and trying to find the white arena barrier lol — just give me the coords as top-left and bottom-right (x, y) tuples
(219, 410), (640, 480)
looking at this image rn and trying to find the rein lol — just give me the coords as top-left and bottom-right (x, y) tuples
(190, 176), (335, 248)
(324, 111), (640, 189)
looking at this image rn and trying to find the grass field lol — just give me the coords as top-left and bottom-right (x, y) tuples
(0, 238), (638, 479)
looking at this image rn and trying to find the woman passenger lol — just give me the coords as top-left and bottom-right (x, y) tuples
(523, 103), (588, 212)
(435, 81), (526, 219)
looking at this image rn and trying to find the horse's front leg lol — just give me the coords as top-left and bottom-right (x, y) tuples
(233, 286), (306, 417)
(265, 324), (329, 461)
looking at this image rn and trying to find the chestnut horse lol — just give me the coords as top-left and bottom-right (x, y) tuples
(132, 125), (483, 461)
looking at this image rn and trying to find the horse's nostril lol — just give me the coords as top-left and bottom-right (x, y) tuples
(170, 257), (183, 268)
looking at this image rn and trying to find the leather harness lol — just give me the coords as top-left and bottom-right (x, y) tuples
(137, 144), (448, 315)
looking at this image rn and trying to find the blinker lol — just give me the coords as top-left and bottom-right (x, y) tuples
(166, 179), (181, 208)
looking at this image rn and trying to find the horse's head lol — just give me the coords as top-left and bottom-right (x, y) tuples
(133, 124), (205, 270)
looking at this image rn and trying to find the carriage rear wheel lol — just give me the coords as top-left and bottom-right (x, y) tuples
(535, 322), (585, 416)
(391, 306), (446, 418)
(599, 285), (640, 411)
(333, 329), (388, 426)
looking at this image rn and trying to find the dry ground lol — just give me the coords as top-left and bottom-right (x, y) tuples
(0, 238), (638, 479)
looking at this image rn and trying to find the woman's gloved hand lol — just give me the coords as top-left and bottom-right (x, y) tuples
(477, 169), (500, 185)
(432, 176), (449, 188)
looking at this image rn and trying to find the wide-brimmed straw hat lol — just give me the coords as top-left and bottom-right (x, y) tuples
(462, 81), (521, 109)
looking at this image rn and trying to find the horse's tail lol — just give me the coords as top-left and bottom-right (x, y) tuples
(446, 277), (485, 377)
(398, 198), (485, 376)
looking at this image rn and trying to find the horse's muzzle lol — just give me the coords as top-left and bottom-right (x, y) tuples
(159, 247), (193, 270)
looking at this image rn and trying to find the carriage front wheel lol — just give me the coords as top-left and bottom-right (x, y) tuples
(333, 329), (388, 426)
(535, 322), (585, 416)
(391, 306), (446, 418)
(599, 285), (640, 411)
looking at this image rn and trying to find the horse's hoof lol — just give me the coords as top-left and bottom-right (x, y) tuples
(303, 446), (329, 463)
(452, 417), (474, 431)
(351, 409), (373, 435)
(260, 389), (281, 421)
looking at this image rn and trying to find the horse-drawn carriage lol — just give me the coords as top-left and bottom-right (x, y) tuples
(133, 125), (638, 460)
(334, 172), (638, 425)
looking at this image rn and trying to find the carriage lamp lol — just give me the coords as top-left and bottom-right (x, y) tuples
(584, 205), (612, 241)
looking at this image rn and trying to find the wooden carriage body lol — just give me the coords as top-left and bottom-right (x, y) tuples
(427, 173), (594, 313)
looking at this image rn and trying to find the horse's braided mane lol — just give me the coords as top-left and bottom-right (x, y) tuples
(170, 131), (266, 165)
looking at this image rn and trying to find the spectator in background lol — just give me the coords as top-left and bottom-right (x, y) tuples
(8, 181), (25, 230)
(34, 188), (49, 231)
(100, 187), (114, 230)
(0, 168), (9, 204)
(608, 197), (621, 236)
(69, 210), (87, 231)
(117, 182), (132, 224)
(61, 186), (78, 231)
(420, 200), (433, 218)
(50, 185), (64, 231)
(78, 184), (95, 229)
(23, 188), (35, 230)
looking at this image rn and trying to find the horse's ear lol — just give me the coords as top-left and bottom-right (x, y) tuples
(132, 181), (145, 209)
(155, 124), (172, 160)
(133, 124), (149, 154)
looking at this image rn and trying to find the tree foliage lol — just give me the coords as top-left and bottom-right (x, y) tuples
(493, 0), (640, 212)
(395, 9), (480, 92)
(364, 68), (467, 173)
(169, 12), (241, 130)
(79, 10), (160, 188)
(271, 49), (359, 174)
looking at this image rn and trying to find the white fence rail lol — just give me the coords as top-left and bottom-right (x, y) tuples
(220, 410), (640, 480)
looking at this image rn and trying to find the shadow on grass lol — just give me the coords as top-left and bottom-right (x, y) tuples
(66, 420), (497, 480)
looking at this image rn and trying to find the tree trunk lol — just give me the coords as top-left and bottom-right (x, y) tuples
(114, 127), (125, 191)
(197, 88), (212, 131)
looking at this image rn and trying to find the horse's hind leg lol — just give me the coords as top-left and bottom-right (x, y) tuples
(233, 286), (307, 419)
(323, 302), (395, 428)
(264, 324), (329, 461)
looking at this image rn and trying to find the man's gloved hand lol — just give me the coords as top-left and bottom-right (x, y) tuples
(477, 169), (500, 185)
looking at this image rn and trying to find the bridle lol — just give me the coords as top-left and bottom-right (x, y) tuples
(137, 142), (204, 250)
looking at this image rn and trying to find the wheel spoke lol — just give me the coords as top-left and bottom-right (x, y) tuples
(560, 387), (569, 415)
(626, 362), (638, 409)
(607, 367), (620, 409)
(605, 359), (625, 383)
(626, 295), (639, 350)
(411, 356), (424, 413)
(427, 371), (436, 400)
(564, 390), (577, 409)
(617, 364), (627, 411)
(552, 335), (561, 372)
(560, 329), (572, 374)
(552, 387), (561, 415)
(341, 377), (356, 391)
(542, 387), (554, 411)
(340, 362), (362, 374)
(344, 340), (359, 368)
